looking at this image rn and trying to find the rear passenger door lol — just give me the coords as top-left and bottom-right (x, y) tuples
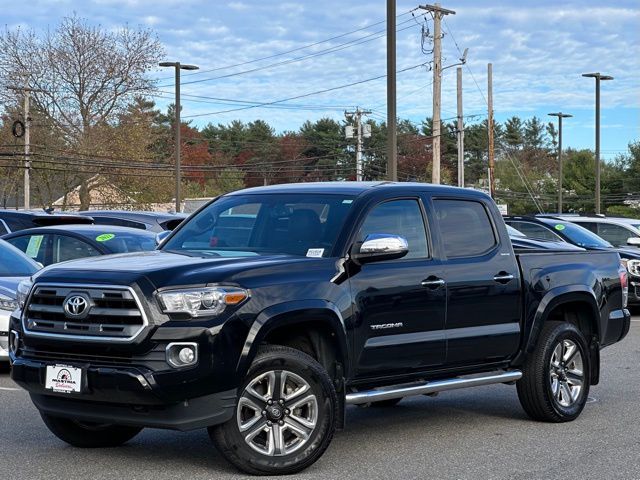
(429, 197), (521, 365)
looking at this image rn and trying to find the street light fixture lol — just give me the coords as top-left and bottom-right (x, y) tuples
(582, 72), (613, 214)
(159, 61), (199, 213)
(548, 112), (572, 213)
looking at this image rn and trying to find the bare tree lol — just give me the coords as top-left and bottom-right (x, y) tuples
(0, 15), (164, 208)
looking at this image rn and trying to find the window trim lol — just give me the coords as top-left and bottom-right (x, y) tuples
(0, 218), (10, 234)
(347, 196), (432, 262)
(432, 197), (500, 260)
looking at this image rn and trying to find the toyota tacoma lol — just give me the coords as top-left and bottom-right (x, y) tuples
(8, 182), (630, 475)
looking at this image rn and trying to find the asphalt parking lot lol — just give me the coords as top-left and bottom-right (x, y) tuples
(2, 319), (639, 480)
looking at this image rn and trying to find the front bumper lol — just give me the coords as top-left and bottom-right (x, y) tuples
(11, 357), (236, 430)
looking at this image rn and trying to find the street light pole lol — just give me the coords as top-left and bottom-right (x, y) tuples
(548, 112), (572, 213)
(582, 72), (613, 214)
(159, 61), (199, 213)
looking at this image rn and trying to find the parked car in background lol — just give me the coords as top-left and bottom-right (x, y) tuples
(504, 215), (640, 305)
(506, 225), (584, 251)
(78, 210), (187, 233)
(2, 225), (156, 266)
(0, 239), (40, 363)
(0, 210), (93, 234)
(543, 214), (640, 249)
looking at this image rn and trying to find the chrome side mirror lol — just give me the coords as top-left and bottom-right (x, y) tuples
(351, 234), (409, 265)
(155, 230), (172, 246)
(626, 237), (640, 247)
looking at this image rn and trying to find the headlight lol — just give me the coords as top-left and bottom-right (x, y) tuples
(157, 286), (249, 318)
(628, 259), (640, 277)
(16, 279), (33, 308)
(0, 293), (18, 312)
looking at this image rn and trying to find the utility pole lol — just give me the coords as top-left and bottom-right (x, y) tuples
(345, 108), (372, 181)
(419, 3), (455, 184)
(548, 112), (572, 213)
(582, 72), (613, 214)
(456, 66), (464, 187)
(159, 61), (199, 213)
(487, 63), (495, 198)
(7, 85), (44, 209)
(386, 0), (397, 181)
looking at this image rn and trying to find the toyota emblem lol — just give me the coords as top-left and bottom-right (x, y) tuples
(63, 294), (90, 318)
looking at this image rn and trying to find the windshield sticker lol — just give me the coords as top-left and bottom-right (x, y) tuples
(96, 233), (115, 242)
(554, 224), (565, 231)
(26, 235), (44, 258)
(306, 248), (325, 258)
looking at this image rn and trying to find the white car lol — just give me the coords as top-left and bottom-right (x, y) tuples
(0, 240), (41, 363)
(548, 215), (640, 248)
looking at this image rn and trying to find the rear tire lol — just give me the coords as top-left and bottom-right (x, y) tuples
(211, 345), (337, 475)
(517, 321), (590, 422)
(40, 413), (142, 448)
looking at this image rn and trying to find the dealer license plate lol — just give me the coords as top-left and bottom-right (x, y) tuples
(45, 365), (83, 394)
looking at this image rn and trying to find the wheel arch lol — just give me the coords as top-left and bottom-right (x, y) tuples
(237, 299), (349, 383)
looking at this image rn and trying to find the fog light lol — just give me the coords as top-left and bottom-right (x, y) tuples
(166, 342), (198, 368)
(178, 347), (195, 364)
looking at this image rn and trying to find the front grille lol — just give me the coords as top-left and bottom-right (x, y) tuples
(23, 284), (147, 342)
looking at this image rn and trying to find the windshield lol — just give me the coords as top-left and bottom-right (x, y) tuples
(506, 225), (526, 237)
(86, 231), (156, 254)
(0, 239), (39, 276)
(163, 193), (355, 258)
(552, 222), (613, 248)
(632, 224), (640, 232)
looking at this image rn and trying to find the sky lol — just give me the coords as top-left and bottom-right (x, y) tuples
(3, 0), (639, 158)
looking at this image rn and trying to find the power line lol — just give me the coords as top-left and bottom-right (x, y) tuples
(155, 8), (419, 81)
(158, 20), (419, 87)
(180, 62), (427, 119)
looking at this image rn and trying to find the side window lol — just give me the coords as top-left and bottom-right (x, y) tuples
(597, 223), (634, 247)
(0, 220), (7, 235)
(508, 221), (561, 242)
(358, 199), (428, 259)
(52, 235), (100, 264)
(434, 199), (496, 258)
(6, 234), (48, 265)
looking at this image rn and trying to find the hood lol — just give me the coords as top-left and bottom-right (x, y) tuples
(0, 276), (26, 298)
(35, 250), (328, 289)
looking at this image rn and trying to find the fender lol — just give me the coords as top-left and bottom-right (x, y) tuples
(236, 299), (350, 380)
(523, 285), (601, 354)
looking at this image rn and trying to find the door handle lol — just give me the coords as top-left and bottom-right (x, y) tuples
(493, 273), (514, 284)
(421, 278), (446, 289)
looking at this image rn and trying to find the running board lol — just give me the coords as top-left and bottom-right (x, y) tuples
(345, 370), (522, 405)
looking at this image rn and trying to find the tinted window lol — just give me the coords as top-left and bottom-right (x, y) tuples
(358, 200), (428, 259)
(7, 234), (49, 265)
(163, 194), (354, 258)
(52, 235), (101, 264)
(593, 223), (636, 247)
(0, 220), (7, 235)
(88, 231), (156, 254)
(434, 200), (496, 257)
(507, 221), (562, 242)
(0, 240), (39, 276)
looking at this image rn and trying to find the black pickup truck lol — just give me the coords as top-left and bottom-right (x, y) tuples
(8, 182), (630, 475)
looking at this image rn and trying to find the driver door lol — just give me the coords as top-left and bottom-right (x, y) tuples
(348, 197), (446, 379)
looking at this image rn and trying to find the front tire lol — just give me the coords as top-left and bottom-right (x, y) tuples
(517, 321), (590, 422)
(211, 345), (338, 475)
(40, 414), (142, 447)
